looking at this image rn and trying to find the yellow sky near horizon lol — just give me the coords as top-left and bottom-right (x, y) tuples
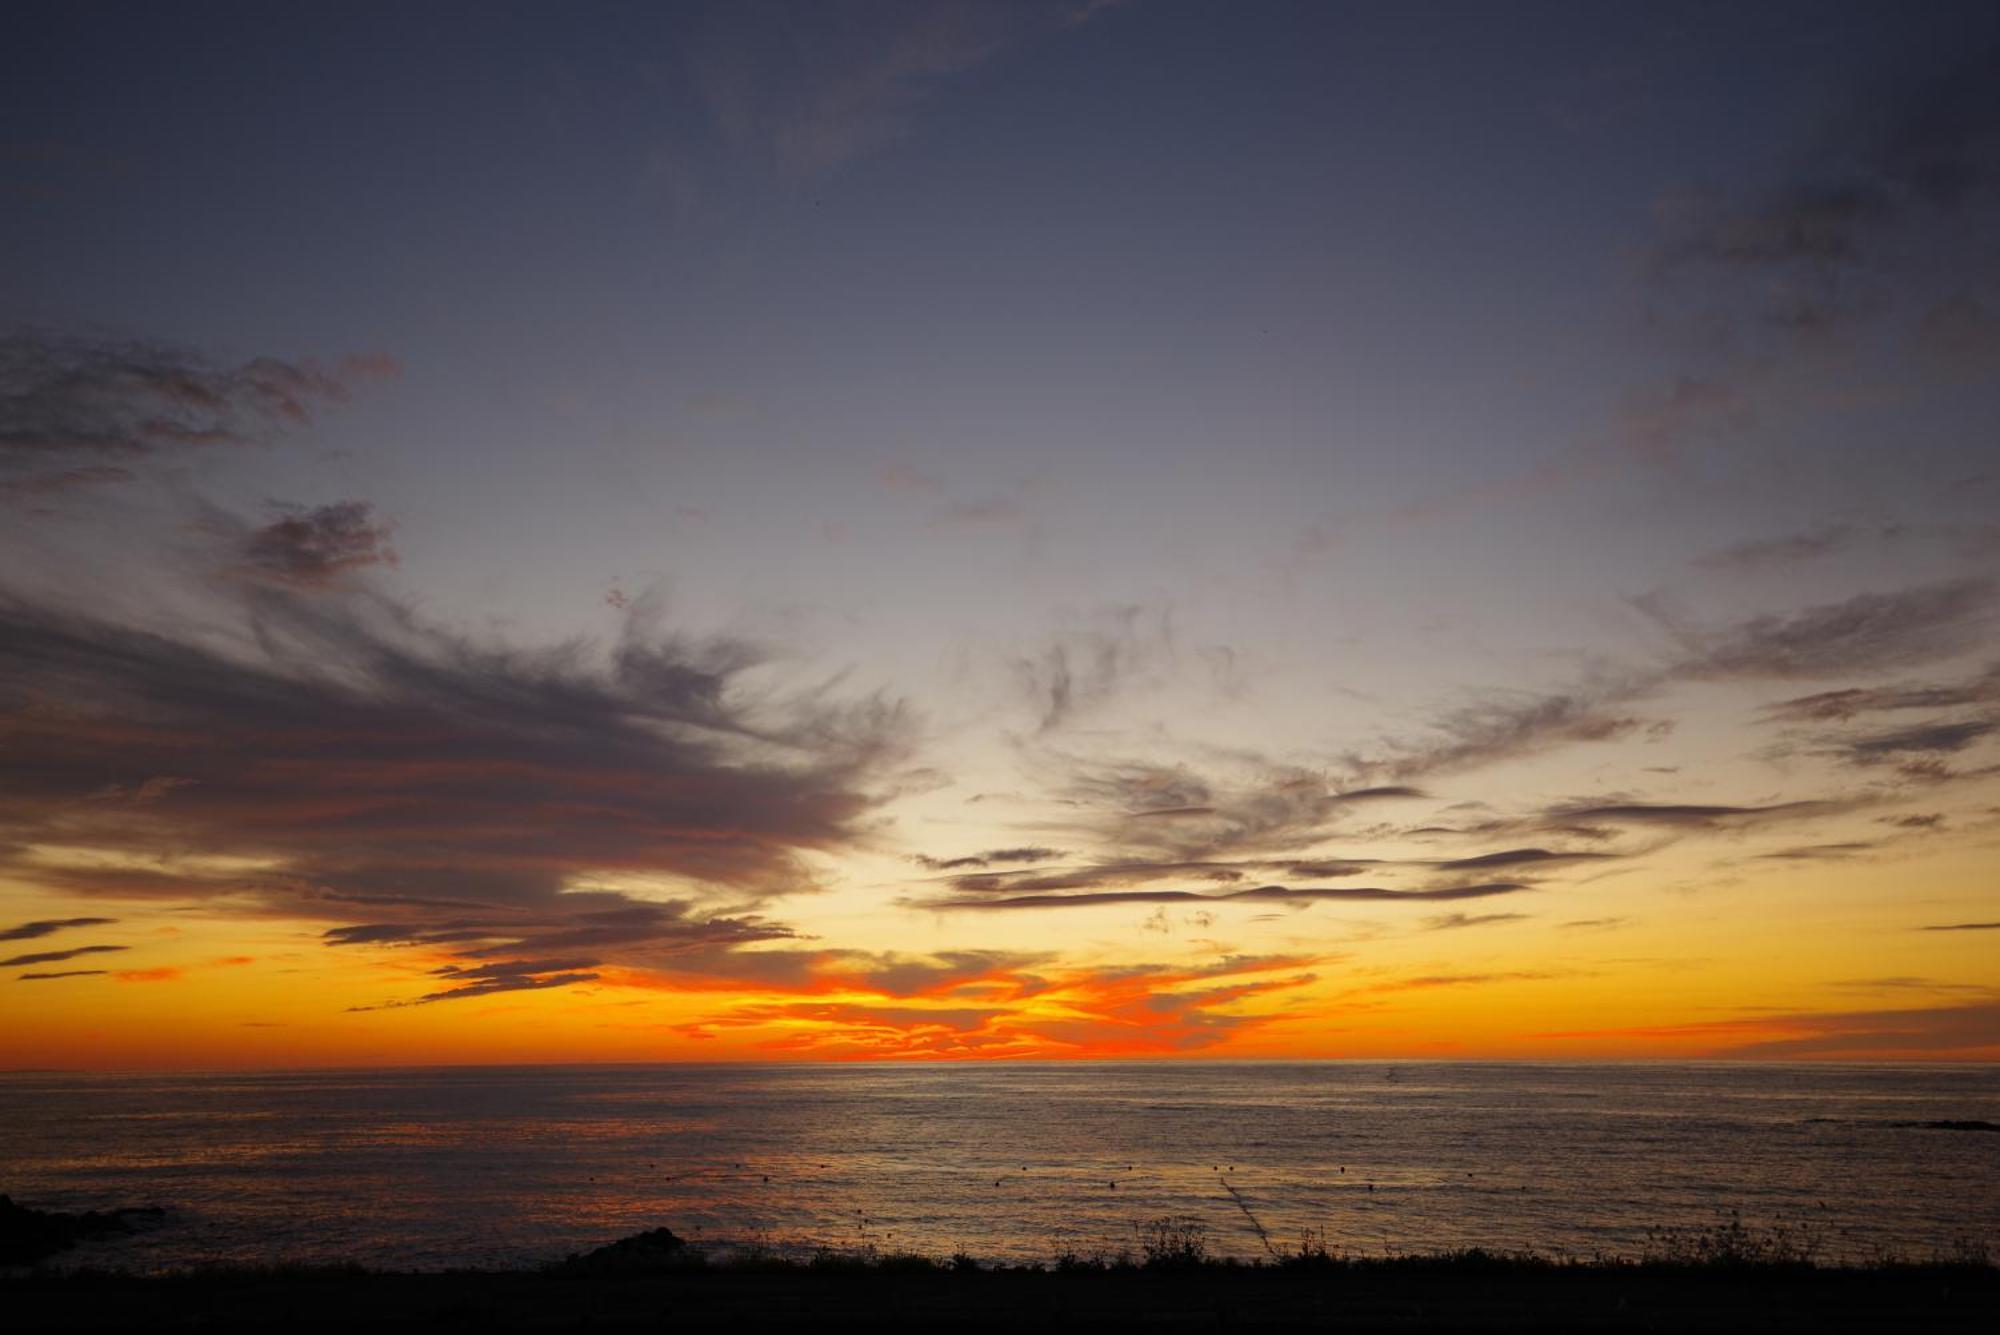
(8, 788), (1995, 1069)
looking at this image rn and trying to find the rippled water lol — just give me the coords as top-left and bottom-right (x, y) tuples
(3, 1063), (1996, 1270)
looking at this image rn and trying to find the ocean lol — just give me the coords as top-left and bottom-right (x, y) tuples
(3, 1063), (1996, 1271)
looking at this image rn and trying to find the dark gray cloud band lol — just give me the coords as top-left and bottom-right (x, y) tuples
(0, 537), (908, 1005)
(0, 915), (116, 942)
(919, 881), (1528, 912)
(1, 943), (127, 968)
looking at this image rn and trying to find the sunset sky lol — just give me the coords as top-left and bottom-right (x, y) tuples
(3, 0), (1998, 1068)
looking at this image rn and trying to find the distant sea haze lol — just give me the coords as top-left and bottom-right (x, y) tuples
(4, 1063), (1996, 1271)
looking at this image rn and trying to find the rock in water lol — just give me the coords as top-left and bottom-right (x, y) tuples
(557, 1227), (690, 1275)
(0, 1194), (166, 1265)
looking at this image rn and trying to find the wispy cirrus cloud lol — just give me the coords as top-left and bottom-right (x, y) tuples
(649, 0), (1126, 211)
(1043, 753), (1426, 863)
(1837, 718), (1996, 766)
(1013, 604), (1185, 735)
(1290, 45), (2000, 553)
(353, 958), (603, 1009)
(1425, 847), (1616, 873)
(974, 572), (1997, 941)
(915, 881), (1528, 913)
(1, 943), (127, 969)
(0, 505), (911, 1007)
(0, 580), (904, 906)
(1540, 800), (1833, 831)
(1422, 912), (1531, 931)
(1345, 683), (1661, 786)
(1354, 579), (1998, 797)
(0, 324), (924, 1013)
(1646, 48), (2000, 302)
(1753, 841), (1876, 862)
(1759, 663), (2000, 723)
(1650, 578), (1997, 682)
(1754, 661), (2000, 779)
(1693, 524), (1875, 573)
(0, 915), (115, 942)
(323, 899), (801, 998)
(911, 845), (1064, 872)
(0, 328), (394, 501)
(237, 501), (397, 586)
(917, 841), (1611, 908)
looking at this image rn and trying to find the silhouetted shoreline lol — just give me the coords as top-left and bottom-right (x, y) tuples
(8, 1251), (1998, 1332)
(9, 1208), (1998, 1333)
(0, 1196), (165, 1268)
(10, 1194), (1997, 1330)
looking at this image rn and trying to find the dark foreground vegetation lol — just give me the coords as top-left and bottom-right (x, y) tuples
(5, 1209), (1995, 1332)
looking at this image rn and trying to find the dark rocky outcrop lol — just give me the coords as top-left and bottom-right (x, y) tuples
(555, 1227), (691, 1276)
(0, 1194), (166, 1265)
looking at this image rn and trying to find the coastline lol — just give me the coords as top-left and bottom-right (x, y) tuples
(9, 1252), (1997, 1333)
(9, 1196), (1995, 1330)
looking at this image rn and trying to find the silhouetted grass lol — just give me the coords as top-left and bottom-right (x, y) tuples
(716, 1217), (1990, 1280)
(12, 1226), (1995, 1334)
(22, 1216), (1997, 1281)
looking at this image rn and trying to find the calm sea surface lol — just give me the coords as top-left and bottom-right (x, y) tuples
(2, 1063), (1996, 1270)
